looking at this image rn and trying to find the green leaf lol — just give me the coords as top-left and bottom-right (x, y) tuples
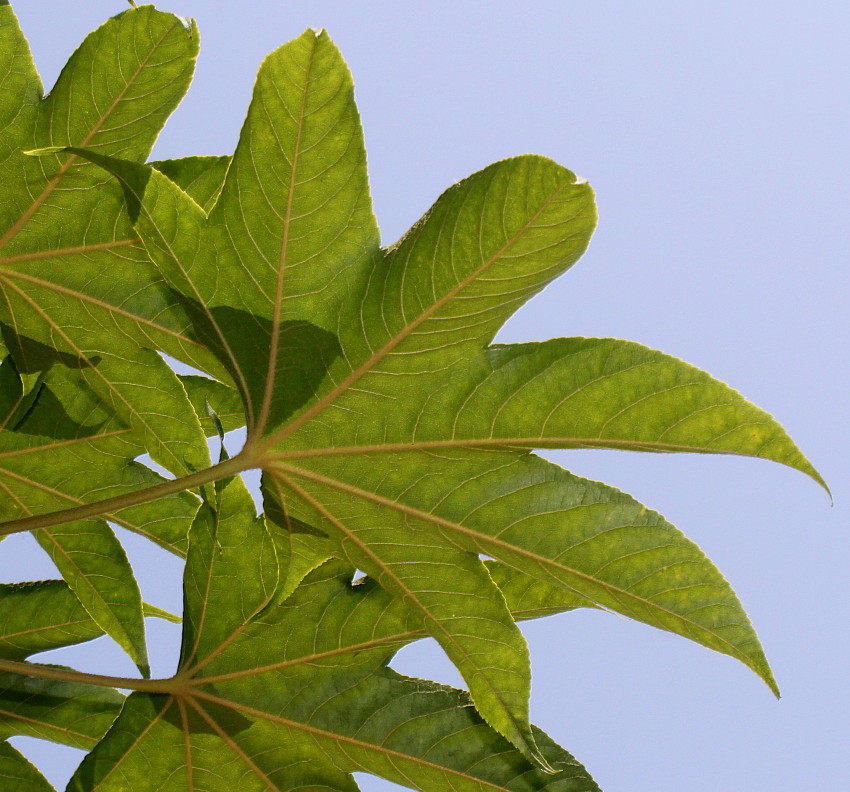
(0, 357), (199, 555)
(277, 448), (779, 694)
(0, 670), (123, 750)
(0, 3), (214, 478)
(179, 475), (277, 671)
(486, 560), (588, 622)
(0, 581), (105, 660)
(0, 429), (198, 556)
(61, 24), (826, 761)
(32, 521), (150, 678)
(75, 28), (380, 439)
(0, 364), (197, 669)
(274, 470), (548, 766)
(0, 355), (31, 433)
(0, 433), (154, 674)
(0, 2), (39, 168)
(0, 580), (179, 660)
(0, 14), (826, 791)
(67, 547), (599, 792)
(58, 149), (597, 766)
(66, 692), (361, 792)
(179, 374), (245, 437)
(450, 337), (825, 488)
(0, 740), (56, 792)
(152, 155), (230, 213)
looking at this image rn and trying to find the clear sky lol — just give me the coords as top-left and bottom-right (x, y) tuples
(3, 1), (848, 790)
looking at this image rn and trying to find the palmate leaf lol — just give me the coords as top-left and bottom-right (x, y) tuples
(63, 31), (554, 761)
(0, 12), (825, 791)
(65, 480), (598, 792)
(40, 23), (825, 769)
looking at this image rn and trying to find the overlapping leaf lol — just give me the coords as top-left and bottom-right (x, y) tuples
(0, 355), (198, 672)
(0, 7), (825, 791)
(0, 2), (215, 478)
(0, 581), (106, 660)
(0, 580), (126, 752)
(62, 32), (559, 760)
(0, 0), (211, 676)
(44, 21), (826, 768)
(65, 480), (598, 792)
(0, 578), (181, 758)
(0, 671), (123, 751)
(0, 580), (177, 661)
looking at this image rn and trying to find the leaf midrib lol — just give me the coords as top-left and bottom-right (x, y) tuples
(0, 238), (138, 266)
(254, 33), (317, 437)
(269, 436), (767, 459)
(176, 698), (196, 792)
(0, 430), (132, 461)
(0, 616), (94, 644)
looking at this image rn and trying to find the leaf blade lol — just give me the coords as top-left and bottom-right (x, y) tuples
(0, 739), (56, 792)
(0, 580), (105, 661)
(273, 155), (596, 448)
(276, 450), (778, 695)
(275, 470), (548, 768)
(446, 337), (825, 489)
(0, 669), (123, 750)
(33, 521), (149, 678)
(0, 2), (40, 168)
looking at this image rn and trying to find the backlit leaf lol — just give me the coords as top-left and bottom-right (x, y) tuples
(0, 670), (123, 750)
(0, 740), (56, 792)
(0, 580), (178, 660)
(0, 9), (825, 791)
(66, 536), (600, 792)
(52, 18), (826, 764)
(0, 3), (214, 478)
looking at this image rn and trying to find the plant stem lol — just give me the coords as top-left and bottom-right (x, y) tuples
(0, 453), (251, 537)
(0, 658), (179, 693)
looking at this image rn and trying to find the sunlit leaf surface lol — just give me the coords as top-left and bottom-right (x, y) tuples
(67, 492), (600, 792)
(0, 4), (824, 790)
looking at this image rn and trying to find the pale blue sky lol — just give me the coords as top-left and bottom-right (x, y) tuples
(4, 2), (848, 790)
